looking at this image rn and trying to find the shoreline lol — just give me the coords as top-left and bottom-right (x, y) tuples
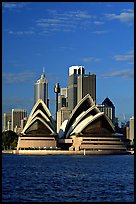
(2, 149), (132, 155)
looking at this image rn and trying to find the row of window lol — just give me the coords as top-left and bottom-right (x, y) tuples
(18, 147), (61, 150)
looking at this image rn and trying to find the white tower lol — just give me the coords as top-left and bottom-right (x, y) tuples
(34, 68), (48, 106)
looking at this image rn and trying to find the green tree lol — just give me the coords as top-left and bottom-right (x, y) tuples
(2, 130), (18, 150)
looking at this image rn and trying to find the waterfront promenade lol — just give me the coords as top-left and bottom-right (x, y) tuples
(2, 149), (131, 155)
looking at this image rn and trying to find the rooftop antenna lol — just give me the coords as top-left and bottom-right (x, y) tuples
(41, 66), (45, 79)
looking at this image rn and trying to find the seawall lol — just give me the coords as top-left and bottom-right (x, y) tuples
(3, 149), (130, 155)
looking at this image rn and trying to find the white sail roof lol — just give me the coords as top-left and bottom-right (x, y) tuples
(65, 105), (100, 138)
(58, 119), (68, 138)
(62, 94), (115, 138)
(22, 99), (55, 135)
(70, 112), (103, 135)
(64, 94), (95, 137)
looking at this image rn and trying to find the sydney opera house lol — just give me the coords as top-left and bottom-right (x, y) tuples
(17, 94), (127, 154)
(17, 99), (57, 150)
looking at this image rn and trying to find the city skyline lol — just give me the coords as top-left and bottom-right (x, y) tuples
(2, 2), (134, 124)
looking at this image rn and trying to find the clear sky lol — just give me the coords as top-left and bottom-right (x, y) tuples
(2, 2), (134, 124)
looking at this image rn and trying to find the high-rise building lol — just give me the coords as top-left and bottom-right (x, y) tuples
(12, 109), (27, 132)
(77, 73), (96, 104)
(3, 112), (12, 131)
(57, 107), (71, 133)
(129, 116), (134, 142)
(60, 87), (68, 97)
(7, 120), (12, 131)
(34, 68), (49, 106)
(57, 87), (70, 132)
(68, 66), (96, 111)
(97, 97), (115, 125)
(68, 66), (85, 110)
(58, 87), (68, 111)
(21, 117), (28, 131)
(69, 66), (85, 76)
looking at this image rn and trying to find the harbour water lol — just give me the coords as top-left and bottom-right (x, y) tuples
(2, 154), (134, 202)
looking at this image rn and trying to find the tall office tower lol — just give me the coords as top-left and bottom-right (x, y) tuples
(21, 117), (28, 131)
(129, 116), (134, 142)
(12, 109), (27, 132)
(3, 112), (12, 131)
(60, 87), (68, 97)
(57, 87), (70, 132)
(58, 87), (68, 111)
(97, 97), (115, 125)
(7, 120), (12, 131)
(34, 68), (49, 106)
(69, 66), (85, 76)
(68, 66), (85, 111)
(57, 108), (72, 133)
(77, 73), (96, 104)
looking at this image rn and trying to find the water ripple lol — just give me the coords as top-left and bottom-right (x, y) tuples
(2, 154), (134, 202)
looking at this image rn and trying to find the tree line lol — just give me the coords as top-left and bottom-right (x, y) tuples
(2, 130), (18, 150)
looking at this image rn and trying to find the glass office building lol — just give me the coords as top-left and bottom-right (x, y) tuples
(34, 69), (48, 106)
(68, 66), (85, 110)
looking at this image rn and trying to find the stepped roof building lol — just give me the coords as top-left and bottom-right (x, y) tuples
(17, 99), (56, 150)
(58, 94), (127, 154)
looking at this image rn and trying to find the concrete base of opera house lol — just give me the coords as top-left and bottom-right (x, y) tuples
(2, 149), (130, 155)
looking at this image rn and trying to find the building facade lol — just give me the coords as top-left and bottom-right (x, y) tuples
(68, 66), (96, 111)
(58, 87), (68, 111)
(7, 120), (12, 131)
(12, 109), (27, 132)
(57, 107), (71, 133)
(77, 74), (96, 104)
(21, 117), (28, 131)
(34, 69), (49, 106)
(68, 66), (85, 111)
(97, 104), (113, 123)
(129, 116), (134, 142)
(3, 112), (12, 131)
(97, 97), (115, 125)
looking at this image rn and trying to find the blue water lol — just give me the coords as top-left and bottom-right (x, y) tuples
(2, 154), (134, 202)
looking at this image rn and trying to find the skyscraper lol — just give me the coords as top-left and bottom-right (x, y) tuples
(68, 66), (85, 110)
(58, 87), (68, 111)
(77, 73), (96, 104)
(68, 66), (96, 111)
(34, 68), (49, 106)
(12, 109), (27, 132)
(129, 116), (134, 142)
(57, 87), (70, 132)
(3, 112), (12, 131)
(97, 97), (115, 125)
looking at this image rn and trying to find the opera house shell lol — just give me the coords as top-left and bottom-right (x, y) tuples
(17, 94), (127, 154)
(58, 94), (127, 154)
(17, 99), (57, 150)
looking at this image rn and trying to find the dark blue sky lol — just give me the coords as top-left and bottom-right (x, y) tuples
(2, 2), (134, 123)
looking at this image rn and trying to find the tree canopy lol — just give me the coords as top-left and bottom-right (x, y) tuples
(2, 130), (18, 149)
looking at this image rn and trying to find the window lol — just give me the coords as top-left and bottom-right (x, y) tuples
(74, 69), (77, 74)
